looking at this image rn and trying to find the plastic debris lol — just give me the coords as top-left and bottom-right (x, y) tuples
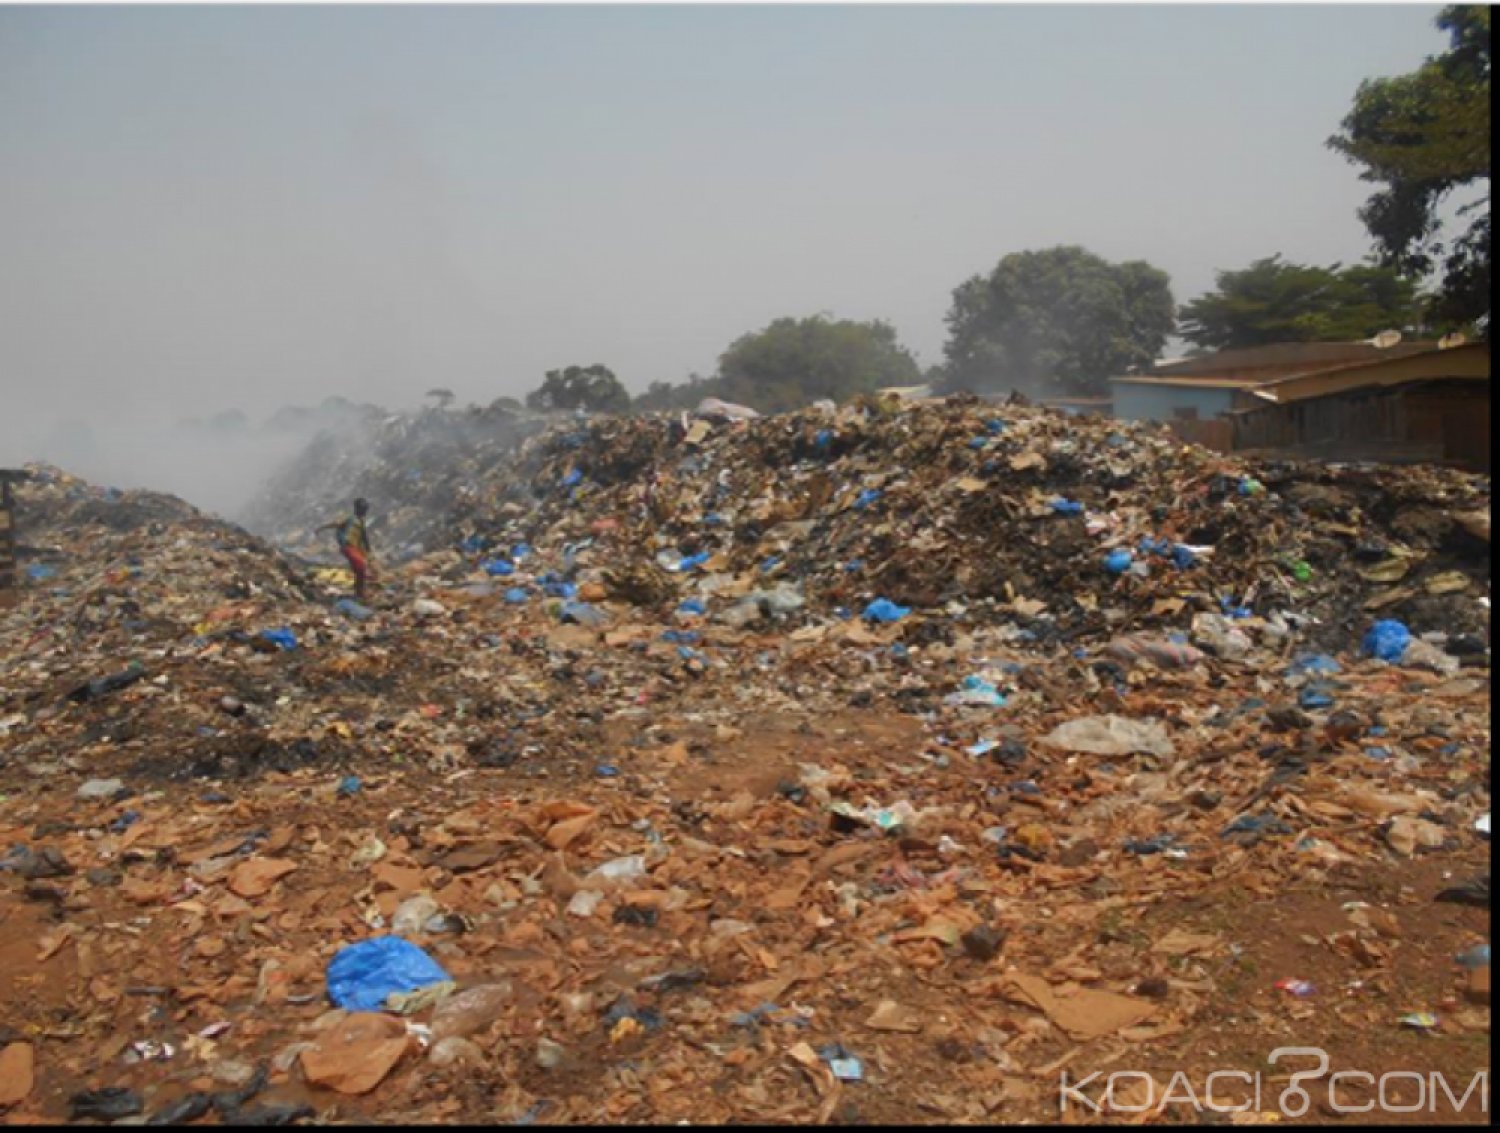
(76, 778), (126, 801)
(325, 937), (453, 1013)
(861, 598), (910, 623)
(1041, 715), (1175, 758)
(258, 628), (298, 651)
(817, 1043), (864, 1082)
(945, 675), (1006, 707)
(333, 597), (374, 621)
(1362, 619), (1412, 662)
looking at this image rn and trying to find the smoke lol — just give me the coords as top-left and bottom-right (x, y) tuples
(0, 400), (382, 523)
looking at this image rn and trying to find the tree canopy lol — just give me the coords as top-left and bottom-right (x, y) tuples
(632, 376), (714, 413)
(938, 246), (1175, 398)
(1328, 5), (1491, 331)
(712, 315), (923, 414)
(1178, 256), (1424, 350)
(524, 365), (631, 413)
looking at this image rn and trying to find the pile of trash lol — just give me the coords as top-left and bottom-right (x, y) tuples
(257, 395), (1490, 659)
(0, 396), (1489, 1124)
(241, 404), (550, 561)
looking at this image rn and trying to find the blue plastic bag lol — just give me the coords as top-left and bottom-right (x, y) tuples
(1362, 619), (1411, 662)
(334, 598), (373, 621)
(259, 628), (298, 651)
(948, 674), (1005, 707)
(1137, 536), (1172, 557)
(1299, 685), (1335, 709)
(1050, 498), (1084, 515)
(1170, 544), (1198, 570)
(326, 936), (451, 1012)
(1220, 597), (1253, 619)
(504, 587), (529, 604)
(854, 489), (881, 509)
(483, 559), (515, 577)
(676, 598), (706, 616)
(1103, 549), (1133, 574)
(862, 598), (910, 623)
(560, 468), (583, 488)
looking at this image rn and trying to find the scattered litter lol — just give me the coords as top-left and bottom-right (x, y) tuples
(325, 937), (453, 1013)
(817, 1043), (864, 1082)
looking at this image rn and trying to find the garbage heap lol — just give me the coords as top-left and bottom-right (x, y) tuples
(0, 400), (1490, 1125)
(265, 395), (1491, 657)
(241, 404), (551, 559)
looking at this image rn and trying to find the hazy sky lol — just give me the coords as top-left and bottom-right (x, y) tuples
(1, 2), (1451, 451)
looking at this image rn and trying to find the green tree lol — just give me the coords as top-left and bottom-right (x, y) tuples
(713, 315), (922, 414)
(525, 365), (631, 413)
(632, 379), (699, 412)
(635, 381), (674, 408)
(938, 246), (1175, 397)
(1178, 256), (1425, 349)
(1329, 5), (1490, 331)
(646, 373), (720, 412)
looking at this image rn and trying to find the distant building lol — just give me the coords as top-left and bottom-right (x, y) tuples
(1230, 341), (1490, 471)
(1110, 339), (1446, 453)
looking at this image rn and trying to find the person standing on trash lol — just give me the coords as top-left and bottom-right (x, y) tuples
(318, 498), (374, 599)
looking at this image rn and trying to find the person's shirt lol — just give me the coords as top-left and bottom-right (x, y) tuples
(336, 514), (370, 553)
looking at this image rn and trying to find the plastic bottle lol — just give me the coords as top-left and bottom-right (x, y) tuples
(430, 982), (514, 1042)
(584, 854), (648, 888)
(392, 895), (441, 936)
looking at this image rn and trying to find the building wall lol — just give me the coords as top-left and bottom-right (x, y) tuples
(1112, 383), (1238, 423)
(1230, 381), (1489, 471)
